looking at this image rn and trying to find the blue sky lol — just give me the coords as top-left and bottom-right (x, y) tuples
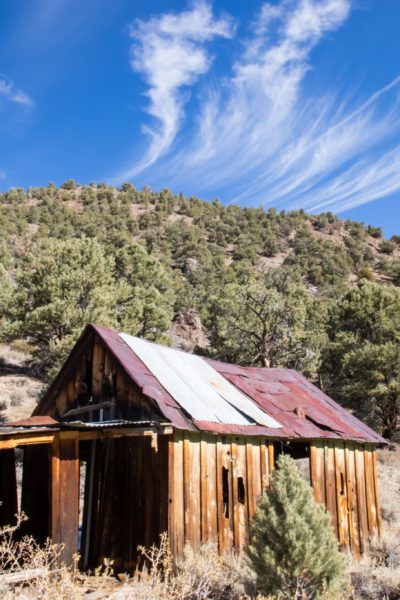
(1, 1), (400, 236)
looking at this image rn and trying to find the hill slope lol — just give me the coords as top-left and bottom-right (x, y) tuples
(1, 181), (400, 439)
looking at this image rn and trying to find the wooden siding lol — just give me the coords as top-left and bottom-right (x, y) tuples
(168, 431), (274, 556)
(48, 334), (163, 422)
(50, 432), (80, 564)
(310, 441), (381, 558)
(81, 435), (169, 572)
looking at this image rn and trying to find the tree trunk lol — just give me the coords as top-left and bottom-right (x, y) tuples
(262, 356), (270, 368)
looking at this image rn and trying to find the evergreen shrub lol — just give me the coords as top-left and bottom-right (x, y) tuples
(247, 454), (346, 599)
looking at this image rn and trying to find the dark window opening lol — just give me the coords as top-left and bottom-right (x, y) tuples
(222, 467), (229, 518)
(340, 472), (345, 496)
(274, 441), (311, 484)
(238, 477), (245, 504)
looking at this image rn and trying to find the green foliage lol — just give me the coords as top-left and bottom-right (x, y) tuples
(284, 227), (352, 286)
(380, 239), (397, 255)
(0, 264), (12, 321)
(357, 266), (375, 281)
(205, 269), (327, 376)
(367, 225), (383, 238)
(6, 237), (175, 376)
(321, 281), (400, 438)
(8, 238), (118, 375)
(114, 242), (175, 340)
(61, 179), (76, 190)
(247, 454), (345, 599)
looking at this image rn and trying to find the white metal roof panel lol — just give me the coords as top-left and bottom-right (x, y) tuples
(120, 333), (281, 428)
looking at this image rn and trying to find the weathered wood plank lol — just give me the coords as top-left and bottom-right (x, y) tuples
(355, 445), (369, 553)
(190, 435), (201, 549)
(334, 442), (349, 550)
(172, 430), (184, 557)
(55, 388), (68, 418)
(0, 434), (55, 450)
(92, 342), (105, 400)
(364, 445), (378, 538)
(324, 442), (338, 537)
(206, 437), (218, 543)
(168, 434), (175, 555)
(310, 441), (326, 505)
(260, 441), (268, 494)
(245, 440), (254, 522)
(372, 448), (381, 536)
(50, 432), (79, 564)
(268, 441), (275, 480)
(252, 441), (262, 511)
(216, 439), (225, 553)
(200, 437), (208, 543)
(236, 438), (248, 549)
(231, 440), (240, 549)
(345, 443), (360, 559)
(183, 434), (191, 546)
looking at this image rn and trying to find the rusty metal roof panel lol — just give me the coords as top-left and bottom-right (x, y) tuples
(90, 325), (386, 444)
(209, 360), (386, 444)
(5, 416), (59, 428)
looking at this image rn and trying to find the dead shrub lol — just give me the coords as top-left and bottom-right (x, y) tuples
(109, 533), (256, 599)
(10, 390), (24, 407)
(0, 513), (114, 599)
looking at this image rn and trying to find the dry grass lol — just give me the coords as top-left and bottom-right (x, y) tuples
(0, 524), (255, 600)
(0, 343), (43, 422)
(110, 533), (256, 600)
(0, 514), (118, 599)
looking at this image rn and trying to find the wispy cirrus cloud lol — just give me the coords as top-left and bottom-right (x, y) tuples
(117, 1), (235, 180)
(118, 0), (400, 214)
(0, 75), (33, 106)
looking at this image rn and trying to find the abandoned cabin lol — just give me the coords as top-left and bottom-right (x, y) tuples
(0, 324), (386, 570)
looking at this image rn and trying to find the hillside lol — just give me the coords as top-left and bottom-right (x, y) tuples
(1, 181), (399, 297)
(1, 181), (400, 439)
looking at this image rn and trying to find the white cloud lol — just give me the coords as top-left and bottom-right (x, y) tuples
(118, 0), (400, 214)
(0, 75), (33, 106)
(116, 1), (235, 181)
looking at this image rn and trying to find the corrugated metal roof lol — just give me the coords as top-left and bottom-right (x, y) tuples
(61, 419), (160, 430)
(46, 324), (386, 444)
(5, 416), (59, 428)
(206, 359), (386, 444)
(120, 333), (281, 428)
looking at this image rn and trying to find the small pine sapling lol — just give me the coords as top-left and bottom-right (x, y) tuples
(247, 453), (346, 599)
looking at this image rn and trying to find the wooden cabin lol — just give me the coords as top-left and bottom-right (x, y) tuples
(0, 324), (386, 570)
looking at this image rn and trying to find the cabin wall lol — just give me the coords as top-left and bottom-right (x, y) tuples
(168, 431), (274, 557)
(310, 441), (381, 558)
(81, 434), (169, 572)
(46, 335), (162, 422)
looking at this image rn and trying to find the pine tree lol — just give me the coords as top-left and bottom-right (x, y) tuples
(206, 269), (326, 376)
(247, 454), (345, 599)
(321, 280), (400, 438)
